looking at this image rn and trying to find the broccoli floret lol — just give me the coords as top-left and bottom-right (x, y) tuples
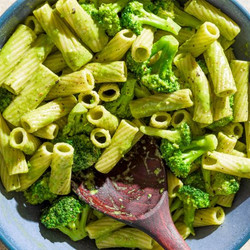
(94, 0), (129, 36)
(104, 76), (136, 119)
(134, 81), (151, 98)
(41, 196), (90, 241)
(143, 122), (191, 147)
(161, 134), (218, 178)
(125, 51), (151, 79)
(183, 170), (206, 191)
(81, 1), (99, 15)
(53, 134), (101, 172)
(207, 95), (234, 130)
(0, 87), (14, 113)
(177, 185), (210, 234)
(63, 103), (94, 136)
(211, 173), (240, 195)
(141, 35), (179, 93)
(24, 173), (57, 205)
(121, 1), (181, 35)
(152, 0), (175, 19)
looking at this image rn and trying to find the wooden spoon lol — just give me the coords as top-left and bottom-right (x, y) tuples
(72, 136), (190, 250)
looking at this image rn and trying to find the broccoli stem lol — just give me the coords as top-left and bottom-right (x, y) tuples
(139, 10), (181, 35)
(112, 0), (129, 13)
(140, 126), (182, 143)
(57, 205), (90, 241)
(170, 198), (182, 213)
(150, 35), (179, 79)
(183, 204), (196, 235)
(173, 6), (202, 28)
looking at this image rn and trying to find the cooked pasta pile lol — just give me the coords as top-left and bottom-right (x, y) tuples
(0, 0), (249, 249)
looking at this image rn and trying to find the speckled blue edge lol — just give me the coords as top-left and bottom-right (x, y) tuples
(0, 1), (249, 250)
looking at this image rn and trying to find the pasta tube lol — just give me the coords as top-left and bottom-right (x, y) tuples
(202, 151), (250, 178)
(219, 123), (243, 139)
(175, 222), (191, 240)
(21, 95), (77, 133)
(234, 141), (246, 153)
(212, 94), (233, 122)
(56, 0), (108, 52)
(86, 216), (125, 239)
(87, 105), (119, 134)
(167, 170), (183, 198)
(24, 15), (43, 35)
(218, 36), (235, 51)
(130, 89), (193, 119)
(84, 61), (127, 83)
(231, 60), (249, 122)
(18, 142), (54, 191)
(216, 132), (237, 154)
(90, 128), (111, 148)
(171, 110), (204, 136)
(184, 0), (240, 40)
(193, 207), (225, 227)
(98, 83), (120, 102)
(154, 28), (196, 45)
(0, 153), (20, 192)
(78, 90), (100, 109)
(131, 26), (154, 62)
(94, 29), (136, 62)
(10, 127), (41, 155)
(0, 24), (36, 86)
(49, 143), (74, 195)
(95, 228), (153, 250)
(43, 51), (67, 74)
(0, 114), (28, 175)
(45, 69), (95, 100)
(179, 22), (220, 57)
(95, 120), (139, 173)
(174, 53), (213, 124)
(149, 112), (171, 129)
(33, 123), (59, 140)
(4, 34), (54, 95)
(3, 64), (59, 127)
(245, 122), (250, 158)
(216, 194), (235, 208)
(204, 41), (236, 97)
(33, 3), (92, 71)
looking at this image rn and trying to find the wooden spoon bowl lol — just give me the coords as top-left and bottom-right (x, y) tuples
(73, 136), (190, 250)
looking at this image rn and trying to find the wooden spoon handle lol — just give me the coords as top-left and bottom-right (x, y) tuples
(136, 192), (190, 250)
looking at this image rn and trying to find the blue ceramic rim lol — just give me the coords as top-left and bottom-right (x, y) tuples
(0, 1), (249, 250)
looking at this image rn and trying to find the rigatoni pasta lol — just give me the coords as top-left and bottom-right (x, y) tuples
(21, 95), (77, 133)
(18, 142), (54, 191)
(131, 26), (155, 62)
(33, 2), (93, 71)
(3, 64), (59, 127)
(94, 29), (136, 62)
(0, 25), (36, 86)
(204, 41), (236, 97)
(45, 69), (95, 100)
(174, 53), (213, 124)
(4, 34), (54, 95)
(0, 153), (20, 192)
(56, 0), (108, 53)
(98, 83), (120, 102)
(0, 114), (28, 175)
(49, 142), (74, 195)
(84, 61), (127, 83)
(231, 60), (249, 122)
(178, 22), (220, 57)
(95, 120), (139, 173)
(33, 123), (59, 140)
(9, 127), (41, 155)
(184, 0), (240, 40)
